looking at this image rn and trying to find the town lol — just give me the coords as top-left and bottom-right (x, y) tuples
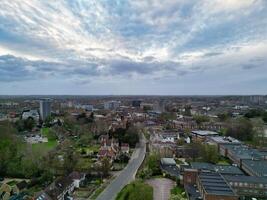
(0, 95), (267, 200)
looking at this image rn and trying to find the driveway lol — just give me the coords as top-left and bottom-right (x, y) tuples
(146, 178), (175, 200)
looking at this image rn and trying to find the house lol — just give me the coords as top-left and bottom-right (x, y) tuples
(121, 143), (129, 154)
(35, 176), (74, 200)
(69, 172), (86, 188)
(98, 137), (119, 161)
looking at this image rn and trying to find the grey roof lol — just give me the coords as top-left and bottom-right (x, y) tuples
(161, 158), (176, 165)
(191, 162), (214, 171)
(190, 162), (244, 175)
(209, 136), (241, 144)
(222, 144), (264, 160)
(191, 130), (219, 136)
(214, 165), (244, 175)
(242, 159), (267, 177)
(161, 165), (180, 177)
(198, 172), (236, 196)
(223, 175), (267, 184)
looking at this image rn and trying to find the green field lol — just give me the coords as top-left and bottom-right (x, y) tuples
(116, 180), (153, 200)
(31, 128), (57, 156)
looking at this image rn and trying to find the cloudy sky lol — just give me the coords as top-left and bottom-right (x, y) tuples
(0, 0), (266, 95)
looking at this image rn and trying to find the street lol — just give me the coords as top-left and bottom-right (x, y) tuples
(96, 133), (146, 200)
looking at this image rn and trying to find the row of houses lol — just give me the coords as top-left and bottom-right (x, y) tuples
(35, 172), (85, 200)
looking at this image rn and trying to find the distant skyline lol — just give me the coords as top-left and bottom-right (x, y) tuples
(0, 0), (267, 95)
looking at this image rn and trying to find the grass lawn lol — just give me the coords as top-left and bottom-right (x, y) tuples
(31, 127), (58, 157)
(116, 180), (153, 200)
(32, 140), (57, 153)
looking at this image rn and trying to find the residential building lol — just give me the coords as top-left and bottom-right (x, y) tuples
(40, 99), (52, 120)
(121, 143), (130, 154)
(35, 176), (74, 200)
(69, 172), (86, 188)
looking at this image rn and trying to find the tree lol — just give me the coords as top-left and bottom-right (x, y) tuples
(147, 154), (161, 175)
(123, 126), (139, 148)
(200, 144), (219, 164)
(251, 118), (266, 148)
(100, 157), (111, 178)
(193, 115), (210, 125)
(217, 113), (230, 122)
(225, 117), (253, 141)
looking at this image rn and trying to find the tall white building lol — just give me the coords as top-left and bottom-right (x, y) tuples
(40, 99), (51, 120)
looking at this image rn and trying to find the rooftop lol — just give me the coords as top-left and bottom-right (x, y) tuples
(198, 172), (236, 196)
(242, 159), (267, 177)
(209, 136), (241, 144)
(222, 144), (264, 160)
(161, 158), (176, 166)
(190, 162), (244, 175)
(191, 130), (219, 136)
(223, 175), (267, 184)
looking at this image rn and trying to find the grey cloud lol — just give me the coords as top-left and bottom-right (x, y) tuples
(242, 57), (266, 70)
(202, 52), (223, 57)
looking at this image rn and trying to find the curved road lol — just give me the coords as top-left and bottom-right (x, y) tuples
(96, 133), (146, 200)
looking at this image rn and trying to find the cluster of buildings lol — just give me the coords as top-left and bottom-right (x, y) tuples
(159, 131), (267, 200)
(98, 135), (129, 162)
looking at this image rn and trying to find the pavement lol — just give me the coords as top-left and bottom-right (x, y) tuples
(146, 178), (175, 200)
(96, 133), (146, 200)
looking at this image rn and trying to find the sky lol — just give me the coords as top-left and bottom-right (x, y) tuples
(0, 0), (267, 95)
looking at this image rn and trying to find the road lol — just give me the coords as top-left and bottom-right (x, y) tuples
(96, 133), (146, 200)
(146, 178), (175, 200)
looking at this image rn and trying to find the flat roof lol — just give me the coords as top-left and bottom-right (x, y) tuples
(198, 172), (236, 196)
(191, 130), (219, 136)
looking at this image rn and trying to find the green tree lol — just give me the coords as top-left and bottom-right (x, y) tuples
(225, 117), (253, 141)
(251, 118), (266, 148)
(100, 157), (111, 178)
(147, 154), (161, 175)
(193, 115), (210, 125)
